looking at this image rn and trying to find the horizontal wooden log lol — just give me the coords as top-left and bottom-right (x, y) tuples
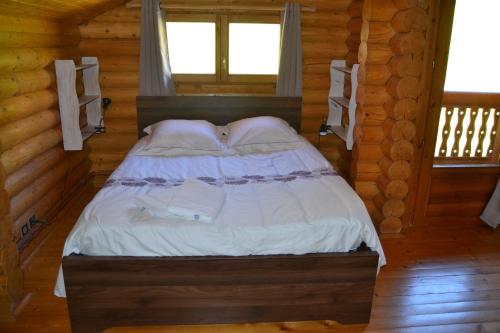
(388, 54), (424, 77)
(354, 181), (379, 199)
(392, 7), (428, 32)
(379, 216), (403, 233)
(346, 35), (361, 52)
(105, 119), (138, 134)
(0, 128), (62, 175)
(393, 0), (419, 9)
(0, 31), (79, 48)
(353, 162), (381, 181)
(98, 56), (139, 72)
(0, 69), (56, 99)
(368, 0), (398, 21)
(348, 0), (363, 17)
(0, 15), (79, 35)
(357, 126), (385, 144)
(347, 18), (362, 34)
(356, 105), (387, 126)
(377, 175), (409, 199)
(105, 103), (137, 119)
(301, 12), (350, 28)
(13, 181), (64, 243)
(384, 98), (418, 120)
(386, 76), (420, 99)
(10, 159), (67, 221)
(87, 133), (137, 150)
(363, 43), (394, 65)
(390, 32), (426, 55)
(0, 48), (77, 74)
(382, 139), (414, 161)
(374, 193), (405, 218)
(379, 157), (411, 181)
(383, 119), (417, 141)
(177, 83), (276, 96)
(367, 22), (396, 44)
(354, 144), (384, 161)
(357, 85), (391, 106)
(0, 90), (58, 126)
(100, 71), (139, 88)
(79, 39), (140, 56)
(79, 21), (140, 39)
(4, 147), (65, 197)
(358, 64), (391, 85)
(0, 110), (60, 152)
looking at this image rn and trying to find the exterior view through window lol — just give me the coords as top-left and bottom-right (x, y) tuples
(435, 0), (500, 162)
(166, 16), (280, 81)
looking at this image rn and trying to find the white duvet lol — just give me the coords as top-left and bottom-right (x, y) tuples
(55, 138), (386, 297)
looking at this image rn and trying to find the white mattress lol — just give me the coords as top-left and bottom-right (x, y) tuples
(55, 138), (386, 297)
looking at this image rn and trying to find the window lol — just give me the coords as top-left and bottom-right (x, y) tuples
(166, 14), (281, 83)
(166, 22), (216, 74)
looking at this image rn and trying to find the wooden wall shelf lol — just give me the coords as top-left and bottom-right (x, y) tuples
(327, 60), (359, 150)
(55, 57), (102, 150)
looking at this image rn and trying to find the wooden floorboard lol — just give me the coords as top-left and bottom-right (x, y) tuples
(0, 182), (499, 333)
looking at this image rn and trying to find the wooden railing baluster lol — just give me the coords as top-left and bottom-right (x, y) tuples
(451, 107), (466, 157)
(439, 107), (454, 157)
(463, 107), (478, 158)
(437, 93), (500, 162)
(475, 108), (490, 157)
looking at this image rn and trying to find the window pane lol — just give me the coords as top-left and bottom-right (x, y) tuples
(444, 0), (500, 92)
(229, 23), (281, 75)
(166, 22), (216, 74)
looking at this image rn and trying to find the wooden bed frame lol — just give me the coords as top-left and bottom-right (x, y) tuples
(62, 96), (379, 333)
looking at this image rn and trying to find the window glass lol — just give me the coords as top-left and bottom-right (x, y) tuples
(166, 22), (216, 74)
(444, 0), (500, 92)
(229, 23), (281, 75)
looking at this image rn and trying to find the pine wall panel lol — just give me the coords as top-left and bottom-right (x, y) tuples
(79, 0), (351, 172)
(0, 15), (92, 318)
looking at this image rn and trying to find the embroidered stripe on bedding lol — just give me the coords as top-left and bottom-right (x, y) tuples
(102, 168), (338, 189)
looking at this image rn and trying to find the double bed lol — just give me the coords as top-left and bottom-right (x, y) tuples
(57, 96), (385, 333)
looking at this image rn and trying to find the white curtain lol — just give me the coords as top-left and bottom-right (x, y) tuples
(276, 2), (302, 97)
(139, 0), (176, 96)
(481, 179), (500, 228)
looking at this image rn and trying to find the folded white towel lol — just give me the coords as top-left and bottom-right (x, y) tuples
(136, 178), (226, 223)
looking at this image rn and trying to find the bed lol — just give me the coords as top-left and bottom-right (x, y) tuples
(58, 96), (385, 333)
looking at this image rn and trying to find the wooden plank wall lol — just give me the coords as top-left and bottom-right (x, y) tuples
(0, 15), (92, 318)
(425, 166), (500, 222)
(79, 0), (352, 172)
(353, 0), (431, 233)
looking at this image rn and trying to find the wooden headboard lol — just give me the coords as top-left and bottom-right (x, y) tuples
(136, 96), (302, 138)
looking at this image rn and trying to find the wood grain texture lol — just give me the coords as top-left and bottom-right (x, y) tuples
(136, 96), (302, 136)
(0, 13), (92, 317)
(80, 0), (351, 174)
(2, 183), (500, 332)
(63, 251), (378, 333)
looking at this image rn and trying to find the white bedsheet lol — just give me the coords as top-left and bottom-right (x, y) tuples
(55, 138), (386, 297)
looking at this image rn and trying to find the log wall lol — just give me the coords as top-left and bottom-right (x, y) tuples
(353, 0), (432, 233)
(79, 0), (352, 172)
(0, 15), (91, 318)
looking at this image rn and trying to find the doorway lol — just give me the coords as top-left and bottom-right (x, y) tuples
(413, 0), (500, 226)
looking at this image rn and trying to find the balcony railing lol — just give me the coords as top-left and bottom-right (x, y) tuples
(435, 92), (500, 163)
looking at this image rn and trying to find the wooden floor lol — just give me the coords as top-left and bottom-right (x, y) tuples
(1, 182), (499, 333)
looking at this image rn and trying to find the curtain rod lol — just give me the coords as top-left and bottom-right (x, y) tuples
(125, 1), (316, 13)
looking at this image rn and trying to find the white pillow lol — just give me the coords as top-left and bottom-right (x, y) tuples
(138, 119), (223, 156)
(227, 116), (303, 154)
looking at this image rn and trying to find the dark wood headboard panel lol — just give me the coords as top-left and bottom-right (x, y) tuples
(136, 96), (302, 138)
